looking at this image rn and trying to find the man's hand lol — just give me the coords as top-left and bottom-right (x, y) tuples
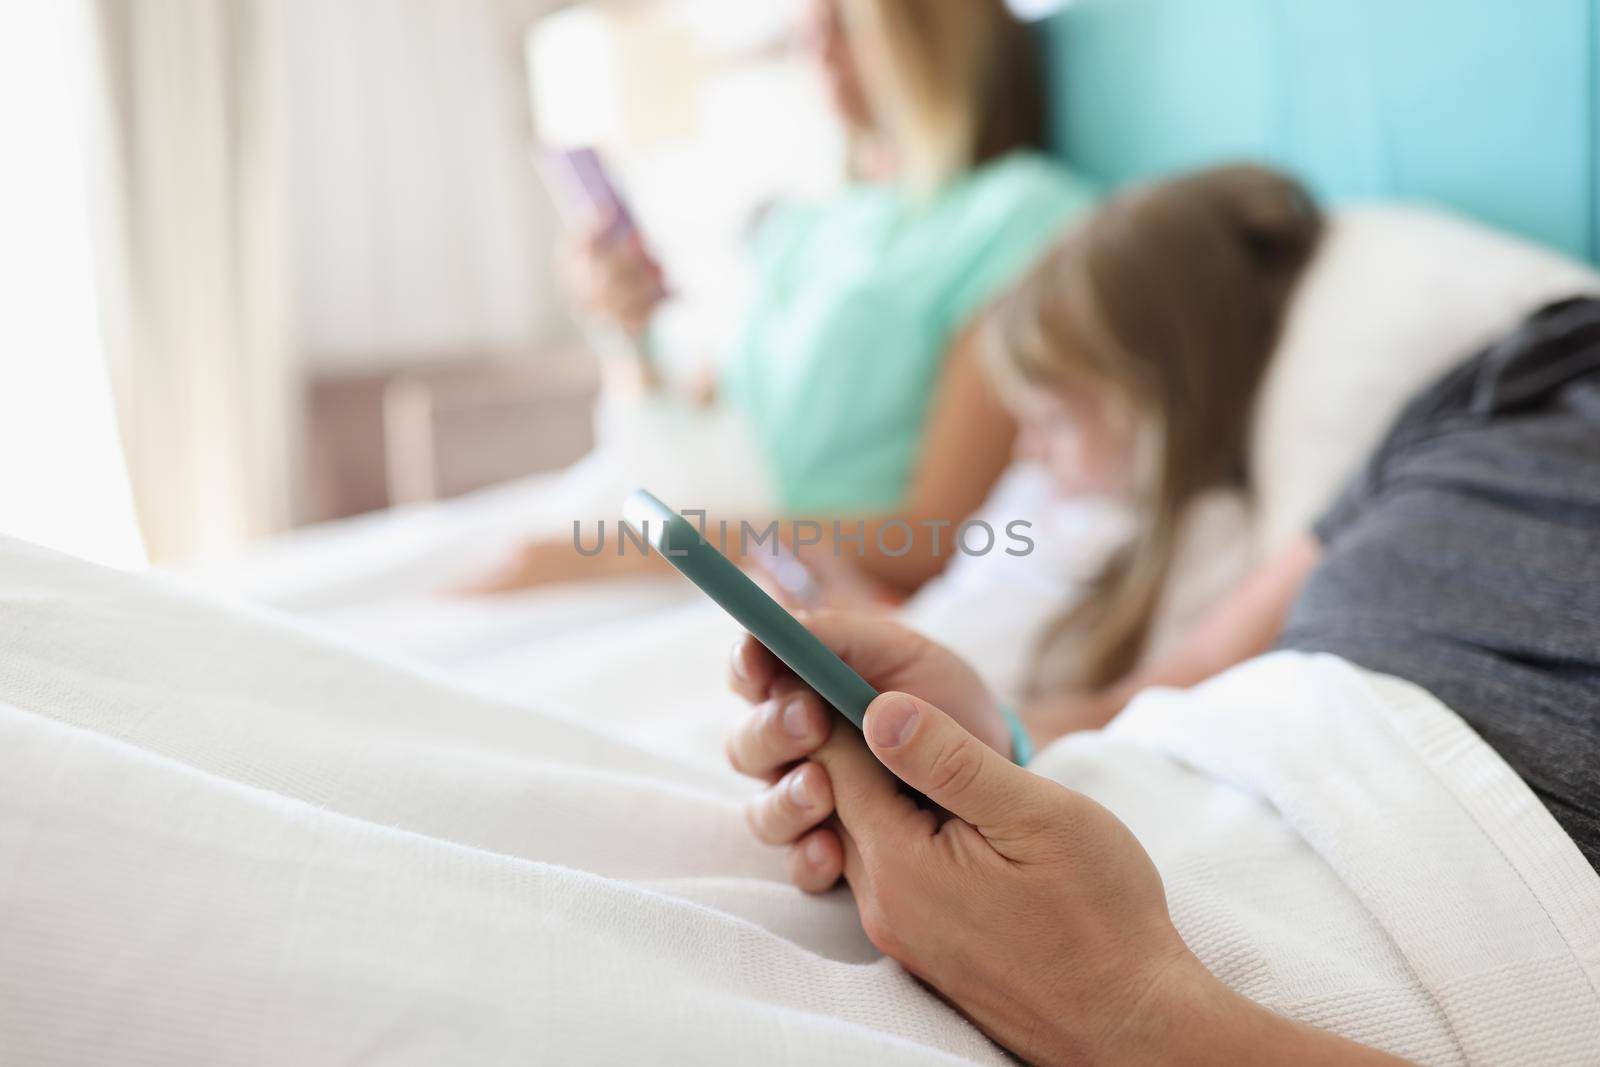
(723, 608), (1414, 1065)
(788, 685), (1414, 1066)
(812, 690), (1195, 1064)
(723, 612), (1009, 891)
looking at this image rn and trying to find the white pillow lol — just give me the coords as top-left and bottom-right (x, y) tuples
(1250, 205), (1600, 550)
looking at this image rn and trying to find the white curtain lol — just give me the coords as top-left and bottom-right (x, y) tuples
(89, 0), (294, 562)
(0, 1), (146, 570)
(87, 0), (570, 559)
(281, 0), (569, 370)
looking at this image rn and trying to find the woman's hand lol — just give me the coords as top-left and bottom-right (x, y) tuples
(562, 220), (666, 338)
(723, 613), (1008, 890)
(794, 690), (1413, 1065)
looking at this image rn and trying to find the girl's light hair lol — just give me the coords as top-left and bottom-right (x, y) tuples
(984, 164), (1324, 696)
(839, 0), (1045, 191)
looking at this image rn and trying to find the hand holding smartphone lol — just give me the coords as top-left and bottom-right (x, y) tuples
(539, 146), (665, 294)
(539, 147), (667, 376)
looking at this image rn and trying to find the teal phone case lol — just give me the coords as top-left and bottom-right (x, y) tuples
(623, 489), (879, 729)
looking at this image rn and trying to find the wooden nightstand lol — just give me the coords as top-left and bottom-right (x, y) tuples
(302, 350), (599, 523)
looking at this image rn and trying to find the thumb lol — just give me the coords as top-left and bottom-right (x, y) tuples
(864, 691), (1041, 835)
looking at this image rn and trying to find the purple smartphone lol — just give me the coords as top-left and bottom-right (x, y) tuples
(539, 146), (640, 242)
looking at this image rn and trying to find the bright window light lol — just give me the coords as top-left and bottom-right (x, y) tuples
(0, 0), (146, 569)
(527, 6), (624, 147)
(1007, 0), (1072, 20)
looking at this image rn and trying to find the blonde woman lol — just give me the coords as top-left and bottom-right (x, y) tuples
(468, 0), (1096, 594)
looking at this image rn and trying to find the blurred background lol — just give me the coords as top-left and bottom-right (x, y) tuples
(4, 0), (1592, 574)
(8, 0), (1069, 568)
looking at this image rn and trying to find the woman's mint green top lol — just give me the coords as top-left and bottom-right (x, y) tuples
(722, 151), (1096, 514)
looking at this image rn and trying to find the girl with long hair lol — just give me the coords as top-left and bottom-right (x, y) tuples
(983, 163), (1323, 725)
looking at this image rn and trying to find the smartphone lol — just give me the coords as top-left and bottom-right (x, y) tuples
(538, 146), (641, 243)
(536, 145), (668, 351)
(623, 489), (879, 730)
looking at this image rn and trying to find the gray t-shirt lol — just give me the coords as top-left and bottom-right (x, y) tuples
(1278, 297), (1600, 872)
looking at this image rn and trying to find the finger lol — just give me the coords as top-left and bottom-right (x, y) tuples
(832, 821), (898, 957)
(808, 720), (927, 860)
(786, 826), (844, 893)
(572, 271), (658, 329)
(593, 237), (651, 281)
(605, 260), (660, 302)
(728, 634), (782, 703)
(863, 692), (1048, 848)
(743, 762), (835, 845)
(835, 817), (866, 889)
(579, 218), (620, 254)
(724, 687), (832, 780)
(616, 292), (661, 334)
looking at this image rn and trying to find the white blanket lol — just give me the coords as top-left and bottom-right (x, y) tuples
(3, 536), (1598, 1065)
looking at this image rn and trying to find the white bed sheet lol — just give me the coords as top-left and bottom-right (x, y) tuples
(6, 535), (1598, 1065)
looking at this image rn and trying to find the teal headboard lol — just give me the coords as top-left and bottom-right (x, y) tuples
(1044, 0), (1599, 261)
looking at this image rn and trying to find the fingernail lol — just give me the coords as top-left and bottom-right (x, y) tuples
(787, 768), (815, 810)
(804, 834), (828, 866)
(729, 639), (749, 680)
(781, 698), (812, 739)
(870, 696), (918, 749)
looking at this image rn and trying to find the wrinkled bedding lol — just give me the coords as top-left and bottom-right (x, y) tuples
(4, 536), (1597, 1064)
